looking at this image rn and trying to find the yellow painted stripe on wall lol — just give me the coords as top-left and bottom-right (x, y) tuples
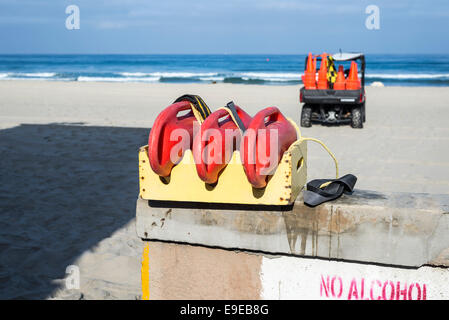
(141, 242), (150, 300)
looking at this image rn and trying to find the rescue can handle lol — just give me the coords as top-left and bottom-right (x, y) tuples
(148, 100), (193, 176)
(250, 107), (284, 130)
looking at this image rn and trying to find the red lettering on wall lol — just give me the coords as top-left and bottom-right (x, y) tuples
(382, 281), (395, 300)
(396, 281), (408, 300)
(320, 275), (330, 297)
(320, 275), (428, 300)
(347, 278), (359, 300)
(331, 276), (343, 298)
(370, 280), (382, 300)
(408, 283), (422, 300)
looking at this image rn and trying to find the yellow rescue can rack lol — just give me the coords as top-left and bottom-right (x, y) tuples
(138, 119), (307, 206)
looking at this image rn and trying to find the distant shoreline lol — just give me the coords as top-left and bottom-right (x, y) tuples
(1, 54), (449, 86)
(2, 79), (449, 88)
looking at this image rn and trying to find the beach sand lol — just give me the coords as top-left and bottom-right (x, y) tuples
(1, 80), (449, 299)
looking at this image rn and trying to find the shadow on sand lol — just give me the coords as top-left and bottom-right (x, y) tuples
(0, 123), (149, 299)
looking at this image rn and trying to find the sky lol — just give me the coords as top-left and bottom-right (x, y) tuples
(0, 0), (448, 54)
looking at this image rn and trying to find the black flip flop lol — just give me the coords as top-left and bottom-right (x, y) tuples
(303, 174), (357, 207)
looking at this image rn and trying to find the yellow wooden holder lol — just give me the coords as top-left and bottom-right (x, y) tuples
(138, 119), (307, 206)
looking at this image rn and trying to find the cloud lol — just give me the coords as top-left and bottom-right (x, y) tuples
(0, 16), (56, 24)
(1, 0), (448, 53)
(254, 0), (362, 14)
(96, 19), (157, 29)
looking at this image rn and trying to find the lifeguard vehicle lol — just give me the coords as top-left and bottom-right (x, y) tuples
(299, 52), (366, 128)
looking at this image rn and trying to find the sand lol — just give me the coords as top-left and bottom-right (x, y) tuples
(0, 80), (449, 299)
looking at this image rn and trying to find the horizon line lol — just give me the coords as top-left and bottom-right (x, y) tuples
(1, 52), (449, 55)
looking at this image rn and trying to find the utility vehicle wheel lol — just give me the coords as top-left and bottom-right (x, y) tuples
(301, 105), (312, 127)
(351, 107), (363, 128)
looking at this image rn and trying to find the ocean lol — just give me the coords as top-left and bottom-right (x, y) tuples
(0, 54), (448, 86)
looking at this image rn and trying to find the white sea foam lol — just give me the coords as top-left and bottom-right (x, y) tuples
(366, 73), (449, 79)
(199, 76), (225, 81)
(153, 72), (218, 78)
(21, 72), (57, 77)
(0, 72), (57, 79)
(119, 71), (219, 78)
(77, 76), (160, 82)
(2, 70), (449, 83)
(239, 72), (301, 81)
(241, 72), (302, 78)
(118, 72), (152, 77)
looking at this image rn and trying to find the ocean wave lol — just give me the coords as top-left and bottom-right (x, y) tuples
(1, 69), (449, 85)
(0, 72), (58, 79)
(241, 76), (296, 82)
(118, 72), (150, 77)
(366, 73), (449, 79)
(154, 72), (218, 78)
(240, 72), (302, 79)
(1, 54), (449, 87)
(199, 76), (225, 81)
(77, 76), (160, 82)
(119, 71), (219, 78)
(77, 72), (302, 83)
(21, 72), (57, 78)
(232, 72), (301, 83)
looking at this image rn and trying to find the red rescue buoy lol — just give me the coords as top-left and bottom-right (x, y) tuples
(242, 107), (297, 188)
(193, 106), (252, 184)
(148, 101), (197, 177)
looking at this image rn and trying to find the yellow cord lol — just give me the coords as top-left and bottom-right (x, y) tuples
(295, 126), (339, 189)
(190, 103), (205, 124)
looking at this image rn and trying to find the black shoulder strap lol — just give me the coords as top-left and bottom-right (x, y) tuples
(174, 94), (212, 121)
(222, 101), (247, 132)
(303, 174), (357, 207)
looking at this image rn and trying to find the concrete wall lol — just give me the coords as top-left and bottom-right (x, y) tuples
(137, 189), (449, 299)
(144, 241), (262, 299)
(143, 241), (448, 300)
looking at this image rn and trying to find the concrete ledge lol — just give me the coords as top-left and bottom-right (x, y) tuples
(136, 190), (449, 268)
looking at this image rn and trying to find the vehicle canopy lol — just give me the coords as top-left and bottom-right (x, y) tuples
(332, 52), (364, 62)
